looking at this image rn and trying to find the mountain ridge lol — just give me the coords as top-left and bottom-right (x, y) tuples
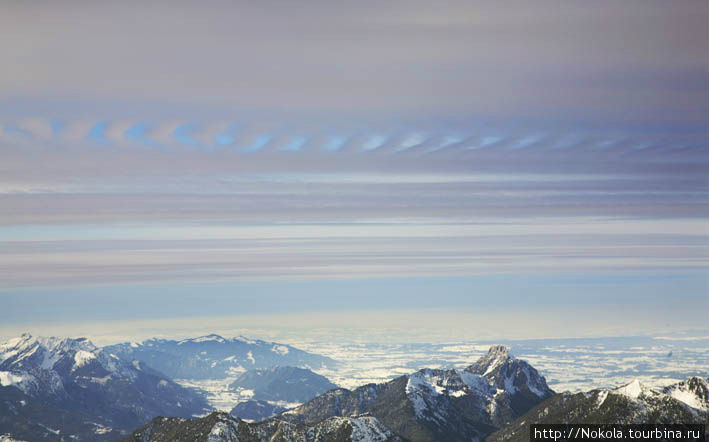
(121, 411), (401, 442)
(122, 373), (709, 442)
(489, 376), (709, 441)
(104, 333), (337, 380)
(280, 345), (554, 441)
(229, 366), (338, 403)
(0, 333), (211, 441)
(122, 345), (555, 442)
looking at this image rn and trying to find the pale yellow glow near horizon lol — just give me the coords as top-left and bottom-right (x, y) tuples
(2, 306), (705, 347)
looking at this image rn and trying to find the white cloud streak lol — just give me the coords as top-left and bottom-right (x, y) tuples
(0, 1), (707, 296)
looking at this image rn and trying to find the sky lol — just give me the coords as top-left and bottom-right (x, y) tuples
(1, 1), (708, 342)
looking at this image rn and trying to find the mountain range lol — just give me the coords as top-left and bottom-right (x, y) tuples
(0, 333), (211, 441)
(121, 345), (709, 442)
(489, 376), (709, 441)
(122, 345), (556, 441)
(104, 334), (337, 380)
(2, 334), (707, 442)
(280, 345), (553, 441)
(122, 412), (399, 442)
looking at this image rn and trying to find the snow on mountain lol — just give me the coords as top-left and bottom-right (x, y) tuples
(662, 376), (709, 412)
(318, 415), (396, 442)
(180, 334), (227, 345)
(104, 333), (337, 380)
(603, 377), (709, 417)
(121, 411), (401, 442)
(272, 344), (289, 355)
(465, 344), (552, 398)
(206, 415), (240, 442)
(0, 333), (112, 396)
(489, 375), (709, 441)
(0, 333), (211, 441)
(0, 435), (27, 442)
(405, 367), (497, 419)
(406, 367), (497, 400)
(400, 345), (554, 430)
(73, 349), (97, 370)
(230, 399), (287, 421)
(614, 379), (650, 399)
(0, 372), (32, 393)
(229, 366), (337, 403)
(280, 345), (554, 441)
(403, 344), (552, 403)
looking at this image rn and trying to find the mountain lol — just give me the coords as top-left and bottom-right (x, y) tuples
(663, 377), (709, 413)
(488, 377), (709, 441)
(104, 334), (337, 380)
(122, 345), (551, 441)
(121, 411), (400, 442)
(0, 333), (211, 441)
(281, 345), (554, 441)
(230, 400), (287, 421)
(465, 344), (554, 417)
(229, 366), (337, 403)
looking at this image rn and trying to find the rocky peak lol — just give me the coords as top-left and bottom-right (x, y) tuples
(681, 377), (708, 397)
(1, 333), (98, 371)
(466, 345), (513, 376)
(488, 345), (511, 358)
(662, 376), (709, 411)
(465, 345), (553, 399)
(613, 379), (649, 399)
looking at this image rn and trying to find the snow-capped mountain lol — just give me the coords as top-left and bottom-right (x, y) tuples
(121, 411), (400, 442)
(229, 366), (337, 403)
(104, 334), (337, 380)
(466, 345), (552, 397)
(464, 344), (554, 417)
(488, 376), (709, 441)
(0, 333), (211, 441)
(663, 377), (709, 412)
(282, 345), (554, 441)
(230, 400), (287, 422)
(121, 345), (551, 441)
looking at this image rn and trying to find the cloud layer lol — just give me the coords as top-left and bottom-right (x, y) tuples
(0, 1), (707, 330)
(2, 0), (708, 125)
(0, 116), (707, 290)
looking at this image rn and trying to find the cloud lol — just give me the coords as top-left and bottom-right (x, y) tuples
(1, 1), (708, 126)
(0, 120), (707, 289)
(0, 1), (707, 328)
